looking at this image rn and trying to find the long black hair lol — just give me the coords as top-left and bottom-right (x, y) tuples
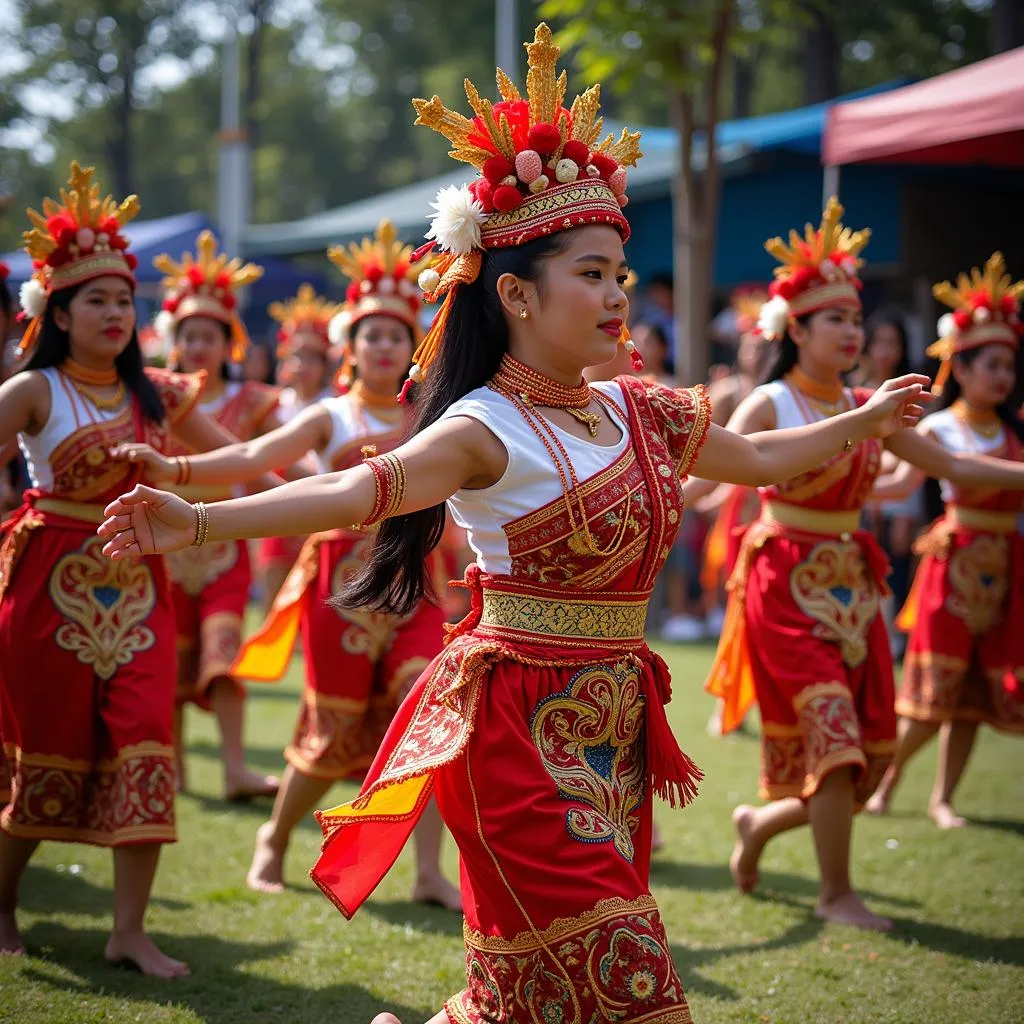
(24, 282), (165, 423)
(936, 343), (1024, 442)
(0, 274), (11, 326)
(339, 230), (573, 616)
(760, 313), (812, 384)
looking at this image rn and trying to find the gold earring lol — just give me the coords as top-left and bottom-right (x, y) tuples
(518, 307), (529, 320)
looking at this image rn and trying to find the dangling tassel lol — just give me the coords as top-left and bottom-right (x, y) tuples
(401, 287), (457, 400)
(15, 315), (42, 361)
(397, 375), (417, 404)
(230, 315), (250, 363)
(620, 325), (644, 372)
(931, 357), (952, 396)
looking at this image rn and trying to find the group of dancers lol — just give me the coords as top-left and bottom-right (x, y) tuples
(0, 23), (1020, 1023)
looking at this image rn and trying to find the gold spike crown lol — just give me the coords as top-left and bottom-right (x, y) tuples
(154, 229), (263, 362)
(763, 197), (871, 318)
(16, 162), (140, 357)
(269, 283), (343, 356)
(927, 252), (1022, 382)
(411, 22), (641, 258)
(327, 219), (431, 340)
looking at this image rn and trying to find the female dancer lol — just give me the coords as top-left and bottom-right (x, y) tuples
(866, 253), (1023, 827)
(0, 164), (236, 974)
(98, 26), (929, 1021)
(701, 208), (1024, 932)
(114, 221), (459, 908)
(257, 284), (339, 611)
(153, 231), (281, 799)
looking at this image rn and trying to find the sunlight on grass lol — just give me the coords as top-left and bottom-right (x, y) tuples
(2, 639), (1021, 1023)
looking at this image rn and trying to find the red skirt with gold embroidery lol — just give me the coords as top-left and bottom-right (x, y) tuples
(897, 516), (1024, 733)
(728, 516), (897, 803)
(167, 539), (251, 709)
(287, 532), (445, 780)
(0, 511), (176, 845)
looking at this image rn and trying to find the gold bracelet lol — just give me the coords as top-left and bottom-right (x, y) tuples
(192, 501), (210, 547)
(176, 455), (192, 486)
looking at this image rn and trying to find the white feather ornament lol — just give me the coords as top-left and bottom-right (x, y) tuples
(426, 185), (487, 255)
(328, 311), (352, 347)
(757, 295), (791, 341)
(936, 312), (957, 339)
(18, 278), (47, 319)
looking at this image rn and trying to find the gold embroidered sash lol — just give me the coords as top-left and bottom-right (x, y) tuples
(762, 501), (860, 538)
(34, 498), (107, 524)
(948, 506), (1020, 534)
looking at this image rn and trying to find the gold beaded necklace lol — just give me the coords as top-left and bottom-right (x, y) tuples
(494, 354), (602, 437)
(61, 359), (126, 412)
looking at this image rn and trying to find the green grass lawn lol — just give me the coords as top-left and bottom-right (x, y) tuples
(2, 638), (1022, 1024)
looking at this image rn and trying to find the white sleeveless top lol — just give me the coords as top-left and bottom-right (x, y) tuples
(755, 378), (856, 428)
(277, 386), (331, 424)
(924, 407), (1007, 502)
(18, 367), (129, 489)
(315, 393), (401, 474)
(439, 379), (630, 575)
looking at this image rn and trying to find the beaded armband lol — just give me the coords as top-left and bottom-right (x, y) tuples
(362, 452), (407, 527)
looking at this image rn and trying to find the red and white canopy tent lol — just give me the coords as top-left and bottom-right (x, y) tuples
(822, 46), (1024, 193)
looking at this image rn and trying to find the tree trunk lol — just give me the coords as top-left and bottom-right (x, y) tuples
(990, 0), (1023, 53)
(732, 54), (754, 119)
(247, 0), (269, 213)
(111, 46), (136, 197)
(802, 0), (839, 104)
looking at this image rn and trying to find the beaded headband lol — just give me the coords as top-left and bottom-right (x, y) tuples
(400, 22), (644, 397)
(18, 162), (140, 360)
(927, 252), (1022, 394)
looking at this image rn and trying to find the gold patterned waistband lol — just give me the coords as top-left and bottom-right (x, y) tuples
(762, 501), (860, 538)
(479, 588), (648, 645)
(948, 506), (1020, 534)
(34, 498), (106, 524)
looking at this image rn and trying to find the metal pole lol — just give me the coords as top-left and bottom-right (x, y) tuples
(822, 163), (840, 205)
(496, 0), (518, 80)
(217, 15), (249, 259)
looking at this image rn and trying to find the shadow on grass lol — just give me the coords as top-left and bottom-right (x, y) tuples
(650, 858), (920, 908)
(20, 864), (191, 916)
(241, 685), (302, 704)
(18, 923), (433, 1024)
(965, 815), (1024, 838)
(671, 916), (825, 1000)
(185, 739), (288, 776)
(887, 914), (1024, 966)
(363, 899), (464, 938)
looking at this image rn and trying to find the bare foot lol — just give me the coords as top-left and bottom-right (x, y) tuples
(371, 1015), (402, 1024)
(246, 822), (286, 894)
(729, 804), (761, 894)
(815, 891), (893, 932)
(226, 769), (280, 803)
(412, 873), (462, 912)
(929, 802), (967, 830)
(0, 910), (26, 955)
(105, 930), (190, 978)
(863, 788), (890, 816)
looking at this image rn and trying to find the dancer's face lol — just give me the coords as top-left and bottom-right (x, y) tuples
(791, 304), (864, 377)
(176, 316), (231, 375)
(350, 315), (413, 394)
(283, 334), (328, 398)
(954, 344), (1017, 408)
(53, 275), (136, 367)
(503, 225), (630, 381)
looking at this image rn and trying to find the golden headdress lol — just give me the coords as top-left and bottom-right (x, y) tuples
(927, 252), (1022, 393)
(154, 229), (263, 362)
(402, 22), (644, 395)
(269, 283), (343, 358)
(757, 197), (870, 342)
(17, 161), (140, 358)
(730, 287), (770, 336)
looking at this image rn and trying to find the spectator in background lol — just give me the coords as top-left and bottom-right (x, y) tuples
(243, 339), (276, 385)
(854, 311), (922, 654)
(638, 271), (675, 353)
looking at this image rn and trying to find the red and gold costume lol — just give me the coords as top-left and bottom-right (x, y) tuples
(0, 163), (202, 844)
(257, 284), (342, 577)
(707, 200), (897, 804)
(233, 220), (446, 782)
(306, 29), (705, 1022)
(155, 231), (278, 708)
(897, 254), (1024, 733)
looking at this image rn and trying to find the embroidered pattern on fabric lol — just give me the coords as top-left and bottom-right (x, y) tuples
(450, 896), (691, 1024)
(49, 535), (156, 680)
(946, 534), (1008, 635)
(531, 662), (646, 862)
(286, 690), (391, 781)
(481, 590), (648, 642)
(166, 540), (239, 597)
(0, 741), (175, 844)
(790, 539), (879, 667)
(643, 383), (708, 476)
(794, 681), (864, 787)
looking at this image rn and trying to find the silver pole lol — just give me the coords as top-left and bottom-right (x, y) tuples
(822, 163), (840, 205)
(217, 15), (249, 259)
(496, 0), (518, 80)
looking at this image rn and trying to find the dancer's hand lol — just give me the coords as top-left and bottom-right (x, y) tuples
(109, 443), (178, 484)
(857, 374), (932, 438)
(98, 485), (198, 558)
